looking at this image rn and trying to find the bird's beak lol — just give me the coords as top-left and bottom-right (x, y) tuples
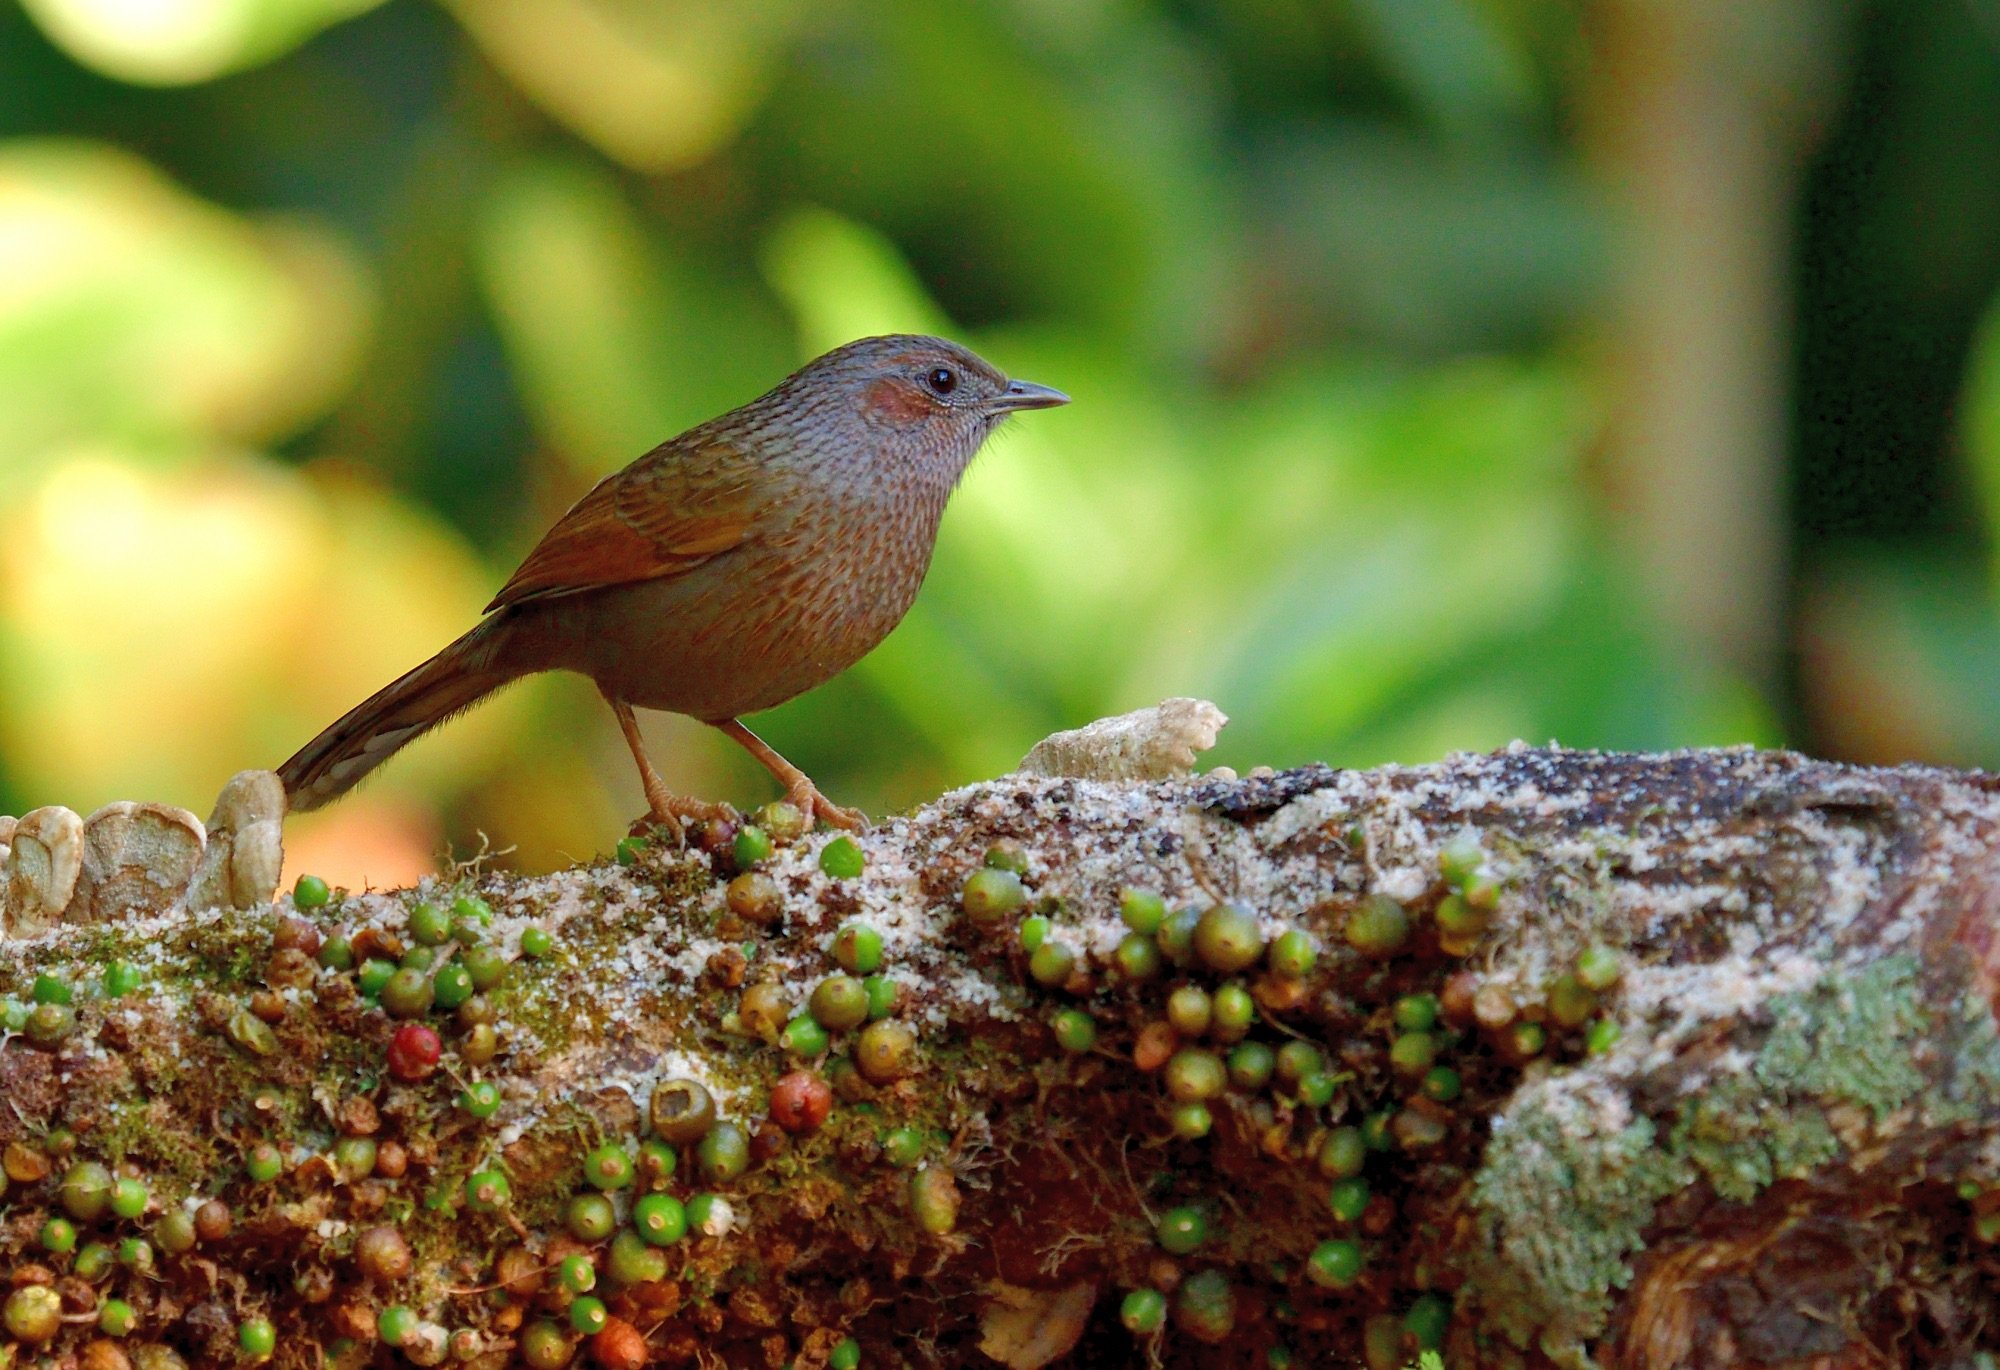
(991, 379), (1071, 412)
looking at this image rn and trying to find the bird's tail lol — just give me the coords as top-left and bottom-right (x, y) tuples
(278, 623), (521, 813)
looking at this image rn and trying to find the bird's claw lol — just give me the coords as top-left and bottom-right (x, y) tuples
(786, 782), (867, 832)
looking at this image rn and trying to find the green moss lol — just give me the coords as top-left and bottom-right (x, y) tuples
(1471, 1090), (1688, 1349)
(1753, 956), (1927, 1117)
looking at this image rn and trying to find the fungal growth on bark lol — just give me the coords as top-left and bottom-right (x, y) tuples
(0, 703), (1994, 1369)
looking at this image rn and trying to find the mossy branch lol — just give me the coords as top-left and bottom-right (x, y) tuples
(1, 740), (1997, 1370)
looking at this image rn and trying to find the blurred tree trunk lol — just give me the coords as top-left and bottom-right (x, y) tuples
(1587, 0), (1853, 690)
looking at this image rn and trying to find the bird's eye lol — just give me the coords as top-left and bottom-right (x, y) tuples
(925, 367), (957, 396)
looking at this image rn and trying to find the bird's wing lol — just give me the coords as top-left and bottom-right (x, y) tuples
(485, 438), (759, 612)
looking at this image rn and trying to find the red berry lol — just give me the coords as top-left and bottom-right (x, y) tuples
(386, 1023), (442, 1081)
(590, 1316), (648, 1369)
(768, 1070), (833, 1134)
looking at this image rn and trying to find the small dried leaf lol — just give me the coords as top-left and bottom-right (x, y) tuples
(977, 1282), (1095, 1368)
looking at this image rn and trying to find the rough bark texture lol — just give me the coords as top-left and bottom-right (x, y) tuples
(0, 744), (1997, 1370)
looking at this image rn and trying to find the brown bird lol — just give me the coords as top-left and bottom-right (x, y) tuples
(278, 335), (1069, 832)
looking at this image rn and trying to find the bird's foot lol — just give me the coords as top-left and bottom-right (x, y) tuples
(631, 789), (736, 846)
(785, 780), (868, 833)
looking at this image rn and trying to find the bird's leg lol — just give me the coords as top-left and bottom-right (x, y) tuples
(603, 692), (733, 840)
(711, 718), (868, 831)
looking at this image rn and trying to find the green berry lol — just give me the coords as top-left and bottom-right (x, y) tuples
(832, 923), (883, 974)
(239, 1315), (277, 1358)
(982, 840), (1030, 874)
(732, 824), (773, 868)
(1227, 1041), (1275, 1091)
(117, 1237), (153, 1272)
(1422, 1066), (1462, 1102)
(1169, 1101), (1213, 1139)
(32, 973), (70, 1005)
(1156, 1204), (1208, 1254)
(1576, 944), (1622, 992)
(408, 902), (450, 946)
(583, 1144), (633, 1191)
(1344, 894), (1410, 958)
(810, 974), (870, 1031)
(1548, 973), (1597, 1028)
(1509, 1021), (1547, 1057)
(334, 1136), (376, 1180)
(1389, 1031), (1437, 1076)
(558, 1254), (596, 1294)
(828, 1336), (862, 1370)
(696, 1122), (749, 1183)
(453, 893), (493, 926)
(1112, 933), (1162, 981)
(1119, 888), (1166, 936)
(1121, 1287), (1168, 1335)
(464, 1168), (511, 1213)
(400, 943), (439, 972)
(638, 1138), (677, 1187)
(98, 1297), (137, 1335)
(519, 1320), (574, 1369)
(1173, 1269), (1237, 1343)
(432, 963), (475, 1010)
(61, 1161), (114, 1220)
(862, 975), (898, 1020)
(154, 1208), (196, 1254)
(3, 1284), (59, 1342)
(1434, 892), (1487, 937)
(1156, 905), (1201, 966)
(1405, 1293), (1451, 1350)
(1329, 1176), (1369, 1222)
(292, 874), (330, 909)
(0, 999), (27, 1030)
(1211, 982), (1255, 1038)
(1193, 902), (1264, 973)
(1028, 940), (1075, 987)
(26, 1000), (75, 1045)
(1438, 834), (1484, 887)
(1165, 1048), (1227, 1102)
(1274, 1041), (1323, 1085)
(1317, 1126), (1366, 1179)
(379, 967), (434, 1019)
(101, 960), (142, 997)
(1393, 993), (1439, 1032)
(781, 1014), (830, 1057)
(356, 958), (396, 997)
(614, 835), (648, 866)
(605, 1230), (666, 1286)
(40, 1216), (76, 1253)
(1166, 984), (1212, 1037)
(754, 801), (809, 843)
(961, 868), (1027, 926)
(1361, 1109), (1396, 1151)
(1051, 1008), (1097, 1052)
(244, 1143), (283, 1183)
(567, 1193), (615, 1241)
(463, 944), (508, 991)
(110, 1176), (148, 1218)
(1268, 928), (1316, 978)
(1462, 868), (1501, 910)
(317, 936), (354, 971)
(882, 1127), (926, 1166)
(1296, 1071), (1338, 1108)
(633, 1192), (687, 1245)
(819, 835), (866, 879)
(460, 1081), (502, 1119)
(75, 1241), (115, 1279)
(1307, 1238), (1363, 1288)
(519, 926), (553, 959)
(1586, 1017), (1623, 1053)
(569, 1295), (609, 1335)
(1017, 915), (1050, 954)
(378, 1304), (419, 1347)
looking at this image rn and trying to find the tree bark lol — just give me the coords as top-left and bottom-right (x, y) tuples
(1, 743), (1996, 1369)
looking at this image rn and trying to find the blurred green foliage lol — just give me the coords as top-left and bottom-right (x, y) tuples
(1, 0), (1998, 881)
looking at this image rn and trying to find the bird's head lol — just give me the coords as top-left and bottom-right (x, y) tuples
(778, 334), (1068, 484)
